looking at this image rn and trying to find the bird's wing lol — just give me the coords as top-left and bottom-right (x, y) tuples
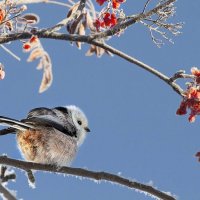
(23, 115), (77, 137)
(26, 107), (77, 137)
(0, 107), (77, 137)
(27, 107), (57, 118)
(0, 116), (35, 131)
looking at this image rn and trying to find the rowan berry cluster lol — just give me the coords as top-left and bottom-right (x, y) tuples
(176, 67), (200, 122)
(94, 0), (126, 31)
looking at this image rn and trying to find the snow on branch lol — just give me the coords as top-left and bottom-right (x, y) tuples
(0, 156), (176, 200)
(0, 166), (17, 200)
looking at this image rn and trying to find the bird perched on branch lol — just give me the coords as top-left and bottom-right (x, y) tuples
(0, 105), (90, 166)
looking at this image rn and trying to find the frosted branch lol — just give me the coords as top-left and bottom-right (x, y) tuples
(0, 30), (185, 96)
(0, 156), (176, 200)
(0, 184), (16, 200)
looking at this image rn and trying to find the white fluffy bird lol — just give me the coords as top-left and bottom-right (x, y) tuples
(0, 105), (90, 166)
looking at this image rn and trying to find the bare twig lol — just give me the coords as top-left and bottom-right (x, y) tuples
(169, 70), (195, 82)
(0, 156), (176, 200)
(142, 0), (152, 14)
(0, 184), (16, 200)
(26, 169), (35, 185)
(0, 45), (21, 61)
(0, 166), (16, 183)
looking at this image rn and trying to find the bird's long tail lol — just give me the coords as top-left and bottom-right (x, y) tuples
(0, 116), (34, 131)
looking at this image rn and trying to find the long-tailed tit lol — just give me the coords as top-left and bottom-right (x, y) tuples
(0, 105), (90, 166)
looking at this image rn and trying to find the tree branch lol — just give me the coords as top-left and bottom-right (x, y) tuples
(15, 0), (177, 40)
(90, 0), (176, 40)
(0, 30), (184, 96)
(0, 183), (16, 200)
(0, 0), (183, 96)
(0, 156), (176, 200)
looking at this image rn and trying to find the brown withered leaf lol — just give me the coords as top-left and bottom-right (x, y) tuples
(5, 21), (13, 31)
(66, 2), (79, 18)
(86, 45), (104, 57)
(24, 36), (53, 93)
(105, 50), (113, 57)
(67, 13), (84, 34)
(86, 45), (113, 57)
(85, 11), (96, 32)
(19, 13), (40, 24)
(79, 22), (86, 35)
(85, 45), (96, 56)
(36, 58), (43, 70)
(0, 64), (5, 80)
(38, 53), (53, 93)
(76, 23), (86, 49)
(27, 48), (44, 62)
(96, 46), (105, 57)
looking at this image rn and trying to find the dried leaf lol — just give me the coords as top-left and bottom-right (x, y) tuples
(0, 64), (5, 80)
(85, 45), (113, 57)
(79, 22), (85, 35)
(66, 2), (79, 18)
(0, 70), (5, 80)
(96, 46), (105, 57)
(85, 45), (96, 56)
(23, 36), (53, 93)
(105, 50), (113, 56)
(76, 23), (85, 49)
(85, 12), (96, 32)
(19, 13), (40, 24)
(36, 58), (43, 70)
(39, 53), (53, 93)
(27, 48), (43, 62)
(5, 21), (13, 31)
(86, 44), (105, 57)
(67, 13), (84, 34)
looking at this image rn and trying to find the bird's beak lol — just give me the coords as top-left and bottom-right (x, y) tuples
(85, 127), (90, 132)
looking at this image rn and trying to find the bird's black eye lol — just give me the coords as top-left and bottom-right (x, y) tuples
(77, 120), (82, 125)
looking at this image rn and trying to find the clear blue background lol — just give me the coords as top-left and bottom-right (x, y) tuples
(0, 0), (199, 199)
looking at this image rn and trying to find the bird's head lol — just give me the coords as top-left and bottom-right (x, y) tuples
(66, 105), (90, 146)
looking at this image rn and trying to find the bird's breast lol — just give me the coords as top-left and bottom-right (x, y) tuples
(16, 128), (77, 166)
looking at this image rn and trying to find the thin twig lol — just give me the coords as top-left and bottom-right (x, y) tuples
(26, 169), (35, 184)
(0, 183), (16, 200)
(169, 70), (195, 82)
(0, 45), (21, 61)
(0, 166), (16, 183)
(142, 0), (152, 14)
(0, 156), (176, 200)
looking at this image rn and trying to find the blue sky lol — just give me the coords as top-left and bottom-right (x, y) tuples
(0, 0), (200, 199)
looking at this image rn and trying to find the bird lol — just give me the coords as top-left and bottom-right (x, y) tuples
(0, 105), (90, 166)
